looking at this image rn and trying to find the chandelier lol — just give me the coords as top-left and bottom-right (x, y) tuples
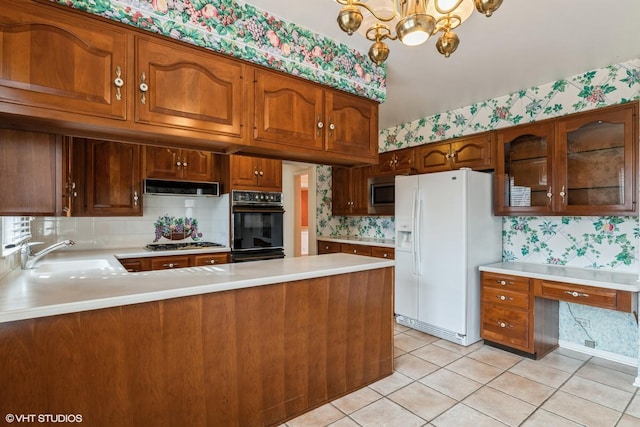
(336, 0), (503, 65)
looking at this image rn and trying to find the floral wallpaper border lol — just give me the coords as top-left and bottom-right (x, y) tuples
(50, 0), (386, 101)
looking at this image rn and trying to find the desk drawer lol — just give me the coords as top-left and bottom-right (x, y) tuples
(534, 279), (631, 312)
(481, 305), (530, 351)
(482, 286), (529, 310)
(481, 272), (530, 292)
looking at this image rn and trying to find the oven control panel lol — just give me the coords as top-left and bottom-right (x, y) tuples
(232, 190), (283, 205)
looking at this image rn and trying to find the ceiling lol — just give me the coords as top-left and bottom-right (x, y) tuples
(244, 0), (640, 130)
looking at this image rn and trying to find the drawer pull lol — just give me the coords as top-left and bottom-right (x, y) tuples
(497, 321), (513, 328)
(497, 280), (513, 286)
(496, 295), (513, 301)
(207, 259), (217, 264)
(564, 290), (589, 298)
(162, 263), (179, 268)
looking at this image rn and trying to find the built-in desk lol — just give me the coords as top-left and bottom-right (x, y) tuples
(479, 262), (639, 359)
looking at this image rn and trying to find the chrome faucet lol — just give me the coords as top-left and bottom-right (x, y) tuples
(21, 240), (76, 269)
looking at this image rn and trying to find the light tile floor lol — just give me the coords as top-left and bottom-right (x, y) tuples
(282, 323), (640, 427)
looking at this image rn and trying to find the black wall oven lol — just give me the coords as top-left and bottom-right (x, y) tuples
(231, 190), (285, 262)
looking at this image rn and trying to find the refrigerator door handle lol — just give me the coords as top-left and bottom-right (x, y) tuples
(411, 187), (417, 274)
(415, 190), (422, 275)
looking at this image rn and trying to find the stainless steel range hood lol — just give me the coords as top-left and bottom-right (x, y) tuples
(143, 179), (220, 196)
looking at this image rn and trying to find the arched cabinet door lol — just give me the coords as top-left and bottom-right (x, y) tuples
(253, 68), (324, 151)
(0, 3), (128, 120)
(135, 36), (246, 139)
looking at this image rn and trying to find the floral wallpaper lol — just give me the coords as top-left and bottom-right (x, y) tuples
(50, 0), (386, 101)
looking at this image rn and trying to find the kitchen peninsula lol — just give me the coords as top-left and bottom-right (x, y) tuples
(0, 252), (394, 427)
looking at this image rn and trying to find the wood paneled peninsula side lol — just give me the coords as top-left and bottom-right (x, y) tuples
(0, 252), (394, 427)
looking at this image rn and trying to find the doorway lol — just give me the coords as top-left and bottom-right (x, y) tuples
(282, 162), (317, 257)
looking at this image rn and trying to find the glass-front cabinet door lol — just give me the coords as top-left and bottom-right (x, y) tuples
(555, 103), (637, 215)
(495, 122), (555, 215)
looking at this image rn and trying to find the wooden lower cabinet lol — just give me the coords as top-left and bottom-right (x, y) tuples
(193, 253), (229, 266)
(118, 253), (229, 272)
(317, 241), (395, 260)
(0, 268), (394, 427)
(480, 272), (558, 358)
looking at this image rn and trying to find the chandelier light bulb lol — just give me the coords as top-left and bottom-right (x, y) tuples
(396, 14), (435, 46)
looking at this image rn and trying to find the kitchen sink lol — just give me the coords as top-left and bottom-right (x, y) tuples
(34, 259), (114, 274)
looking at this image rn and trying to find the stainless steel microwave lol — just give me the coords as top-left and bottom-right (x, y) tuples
(368, 175), (395, 215)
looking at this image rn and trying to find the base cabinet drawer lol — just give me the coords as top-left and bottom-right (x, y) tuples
(341, 243), (372, 256)
(193, 253), (229, 266)
(318, 241), (341, 254)
(150, 255), (192, 270)
(481, 305), (530, 351)
(371, 246), (394, 259)
(481, 286), (529, 310)
(534, 279), (633, 312)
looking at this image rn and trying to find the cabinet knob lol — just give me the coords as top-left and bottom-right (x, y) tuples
(176, 161), (182, 166)
(208, 259), (217, 264)
(546, 187), (553, 200)
(497, 280), (513, 286)
(163, 263), (178, 268)
(254, 169), (259, 176)
(353, 249), (357, 253)
(133, 191), (139, 206)
(497, 321), (513, 328)
(182, 162), (188, 168)
(383, 253), (388, 258)
(496, 295), (513, 301)
(139, 72), (148, 104)
(114, 66), (124, 101)
(316, 115), (323, 136)
(259, 170), (264, 176)
(559, 185), (566, 203)
(564, 290), (589, 298)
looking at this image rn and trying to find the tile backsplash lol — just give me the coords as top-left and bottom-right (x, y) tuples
(30, 194), (230, 250)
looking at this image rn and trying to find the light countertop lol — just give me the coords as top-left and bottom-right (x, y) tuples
(0, 250), (394, 324)
(480, 262), (640, 292)
(317, 236), (395, 248)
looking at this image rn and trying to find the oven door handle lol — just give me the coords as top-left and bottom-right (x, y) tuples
(232, 206), (285, 213)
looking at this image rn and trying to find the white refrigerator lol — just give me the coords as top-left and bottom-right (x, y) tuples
(394, 169), (502, 346)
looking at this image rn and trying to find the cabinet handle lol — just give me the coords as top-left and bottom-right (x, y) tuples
(317, 116), (324, 136)
(139, 72), (148, 104)
(497, 321), (513, 328)
(133, 191), (139, 206)
(497, 280), (513, 286)
(546, 187), (552, 200)
(114, 66), (124, 101)
(328, 118), (335, 135)
(163, 263), (179, 268)
(450, 150), (457, 159)
(564, 290), (589, 298)
(559, 185), (566, 203)
(496, 295), (513, 301)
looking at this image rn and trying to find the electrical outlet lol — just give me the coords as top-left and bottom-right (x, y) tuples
(585, 340), (596, 348)
(576, 318), (590, 328)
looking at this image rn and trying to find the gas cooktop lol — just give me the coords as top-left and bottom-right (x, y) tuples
(145, 242), (225, 251)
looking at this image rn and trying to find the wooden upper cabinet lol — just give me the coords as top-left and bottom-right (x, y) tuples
(0, 2), (128, 120)
(253, 68), (379, 164)
(0, 129), (63, 216)
(229, 154), (282, 191)
(496, 102), (637, 216)
(555, 103), (637, 215)
(375, 149), (415, 175)
(331, 166), (369, 216)
(416, 132), (494, 173)
(253, 68), (324, 150)
(135, 36), (246, 138)
(71, 138), (142, 216)
(324, 90), (378, 160)
(144, 146), (213, 182)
